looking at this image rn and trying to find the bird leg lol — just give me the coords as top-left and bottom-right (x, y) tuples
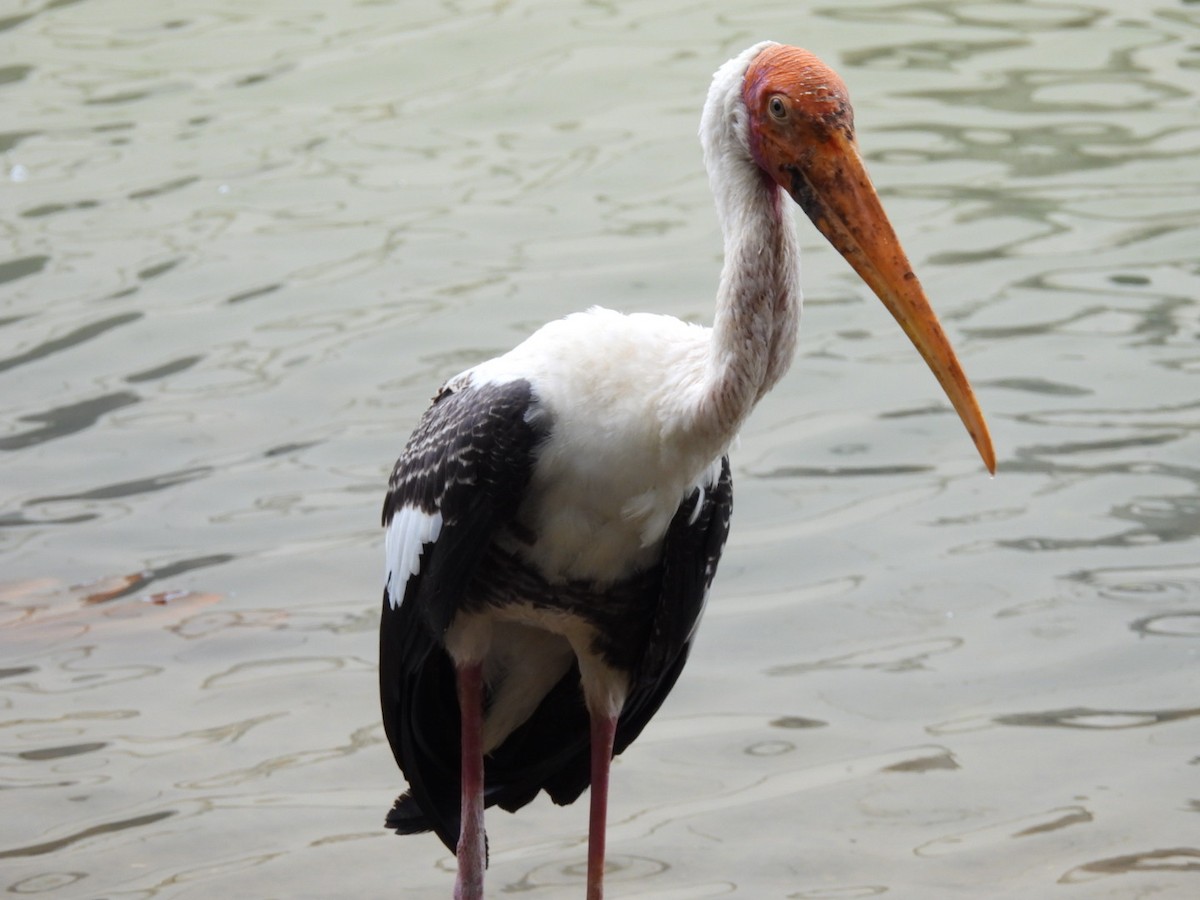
(586, 709), (618, 900)
(454, 662), (486, 900)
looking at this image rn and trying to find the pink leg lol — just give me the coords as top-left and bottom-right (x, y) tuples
(454, 663), (485, 900)
(586, 710), (618, 900)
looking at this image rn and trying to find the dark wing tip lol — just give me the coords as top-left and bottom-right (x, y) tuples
(385, 791), (433, 835)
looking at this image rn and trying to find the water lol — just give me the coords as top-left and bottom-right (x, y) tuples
(2, 1), (1198, 897)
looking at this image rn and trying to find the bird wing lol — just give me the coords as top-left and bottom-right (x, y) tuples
(636, 454), (733, 688)
(379, 375), (548, 849)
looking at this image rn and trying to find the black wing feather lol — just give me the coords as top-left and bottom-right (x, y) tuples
(379, 377), (546, 850)
(381, 380), (732, 851)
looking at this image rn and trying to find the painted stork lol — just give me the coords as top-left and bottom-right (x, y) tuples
(379, 42), (995, 900)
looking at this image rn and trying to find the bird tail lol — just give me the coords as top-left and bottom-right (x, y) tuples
(386, 791), (488, 866)
(385, 791), (433, 834)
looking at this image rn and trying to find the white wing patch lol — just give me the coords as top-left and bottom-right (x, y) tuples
(384, 505), (443, 609)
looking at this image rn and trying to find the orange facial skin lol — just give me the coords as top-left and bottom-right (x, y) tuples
(744, 45), (995, 474)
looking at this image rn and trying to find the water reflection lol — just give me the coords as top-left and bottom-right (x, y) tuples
(505, 854), (669, 893)
(769, 637), (963, 676)
(909, 62), (1190, 114)
(0, 255), (48, 284)
(16, 741), (107, 761)
(1060, 847), (1200, 882)
(1068, 561), (1200, 602)
(0, 811), (176, 860)
(0, 313), (141, 374)
(993, 706), (1200, 729)
(818, 2), (1105, 31)
(914, 804), (1094, 857)
(845, 38), (1025, 70)
(1130, 611), (1200, 637)
(876, 120), (1193, 177)
(0, 392), (140, 451)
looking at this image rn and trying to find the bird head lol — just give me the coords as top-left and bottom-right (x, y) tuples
(742, 44), (995, 475)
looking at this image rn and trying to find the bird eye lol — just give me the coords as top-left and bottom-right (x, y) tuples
(768, 95), (787, 120)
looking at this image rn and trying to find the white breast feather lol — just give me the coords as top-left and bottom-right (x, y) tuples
(461, 307), (730, 583)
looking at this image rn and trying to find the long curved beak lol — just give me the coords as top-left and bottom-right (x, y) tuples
(788, 130), (996, 475)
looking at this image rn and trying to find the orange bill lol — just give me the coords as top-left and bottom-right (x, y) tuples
(788, 129), (996, 474)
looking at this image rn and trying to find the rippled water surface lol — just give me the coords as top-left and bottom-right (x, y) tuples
(3, 1), (1199, 897)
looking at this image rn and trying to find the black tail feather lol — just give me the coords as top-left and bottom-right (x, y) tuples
(385, 791), (433, 834)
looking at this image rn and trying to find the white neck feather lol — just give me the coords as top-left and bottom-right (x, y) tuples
(694, 42), (803, 440)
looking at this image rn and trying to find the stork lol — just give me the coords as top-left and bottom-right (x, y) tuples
(379, 42), (995, 900)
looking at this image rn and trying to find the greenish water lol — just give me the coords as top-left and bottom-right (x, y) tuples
(2, 1), (1198, 897)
